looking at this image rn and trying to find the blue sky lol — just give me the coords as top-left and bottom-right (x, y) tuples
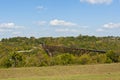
(0, 0), (120, 39)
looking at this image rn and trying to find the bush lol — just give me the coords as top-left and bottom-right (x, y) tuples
(96, 54), (107, 63)
(0, 52), (25, 68)
(9, 52), (25, 67)
(60, 53), (75, 65)
(51, 55), (62, 65)
(25, 53), (50, 67)
(0, 56), (12, 68)
(77, 54), (92, 65)
(106, 57), (112, 63)
(51, 53), (75, 65)
(118, 56), (120, 62)
(106, 50), (119, 62)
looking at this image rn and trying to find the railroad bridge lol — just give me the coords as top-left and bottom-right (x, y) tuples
(41, 43), (106, 57)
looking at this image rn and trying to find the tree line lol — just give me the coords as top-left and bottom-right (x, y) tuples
(0, 35), (120, 68)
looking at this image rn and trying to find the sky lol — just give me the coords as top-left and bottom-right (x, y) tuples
(0, 0), (120, 39)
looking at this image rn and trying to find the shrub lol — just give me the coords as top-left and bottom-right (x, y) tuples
(25, 53), (50, 67)
(9, 52), (25, 67)
(106, 57), (112, 63)
(61, 53), (75, 65)
(51, 53), (75, 65)
(0, 56), (12, 68)
(51, 55), (62, 65)
(0, 52), (25, 68)
(118, 56), (120, 62)
(106, 50), (119, 62)
(78, 54), (92, 65)
(96, 54), (107, 63)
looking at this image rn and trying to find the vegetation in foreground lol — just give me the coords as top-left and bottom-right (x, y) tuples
(0, 63), (120, 80)
(0, 35), (120, 68)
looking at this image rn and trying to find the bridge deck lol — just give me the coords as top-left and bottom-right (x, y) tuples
(41, 44), (106, 56)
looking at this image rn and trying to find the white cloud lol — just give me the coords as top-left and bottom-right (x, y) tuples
(96, 22), (120, 33)
(0, 23), (15, 29)
(55, 28), (78, 33)
(0, 22), (24, 36)
(0, 29), (12, 32)
(37, 6), (44, 9)
(103, 22), (120, 29)
(96, 28), (104, 32)
(50, 19), (77, 27)
(35, 21), (47, 26)
(80, 0), (112, 4)
(12, 32), (21, 35)
(36, 6), (45, 10)
(0, 22), (24, 29)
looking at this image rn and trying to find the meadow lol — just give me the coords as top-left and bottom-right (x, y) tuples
(0, 63), (120, 80)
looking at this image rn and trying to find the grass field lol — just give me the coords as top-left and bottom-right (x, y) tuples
(0, 63), (120, 80)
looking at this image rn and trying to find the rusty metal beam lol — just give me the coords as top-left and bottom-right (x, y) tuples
(41, 43), (106, 56)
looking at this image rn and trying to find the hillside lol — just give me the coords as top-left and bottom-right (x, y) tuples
(0, 35), (120, 68)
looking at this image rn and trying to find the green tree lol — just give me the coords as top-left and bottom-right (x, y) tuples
(106, 50), (119, 62)
(9, 52), (25, 67)
(0, 56), (12, 68)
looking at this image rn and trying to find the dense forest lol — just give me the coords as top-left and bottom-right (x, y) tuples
(0, 35), (120, 68)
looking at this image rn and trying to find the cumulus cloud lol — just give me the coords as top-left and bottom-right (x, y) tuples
(80, 0), (113, 4)
(0, 22), (24, 35)
(96, 22), (120, 32)
(12, 32), (21, 35)
(96, 28), (104, 32)
(50, 19), (77, 27)
(0, 29), (12, 32)
(103, 22), (120, 29)
(0, 23), (15, 29)
(34, 21), (47, 26)
(0, 22), (24, 29)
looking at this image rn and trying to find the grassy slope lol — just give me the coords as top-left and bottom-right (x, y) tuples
(0, 63), (120, 80)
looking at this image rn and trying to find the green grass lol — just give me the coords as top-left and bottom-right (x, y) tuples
(0, 63), (120, 80)
(1, 73), (120, 80)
